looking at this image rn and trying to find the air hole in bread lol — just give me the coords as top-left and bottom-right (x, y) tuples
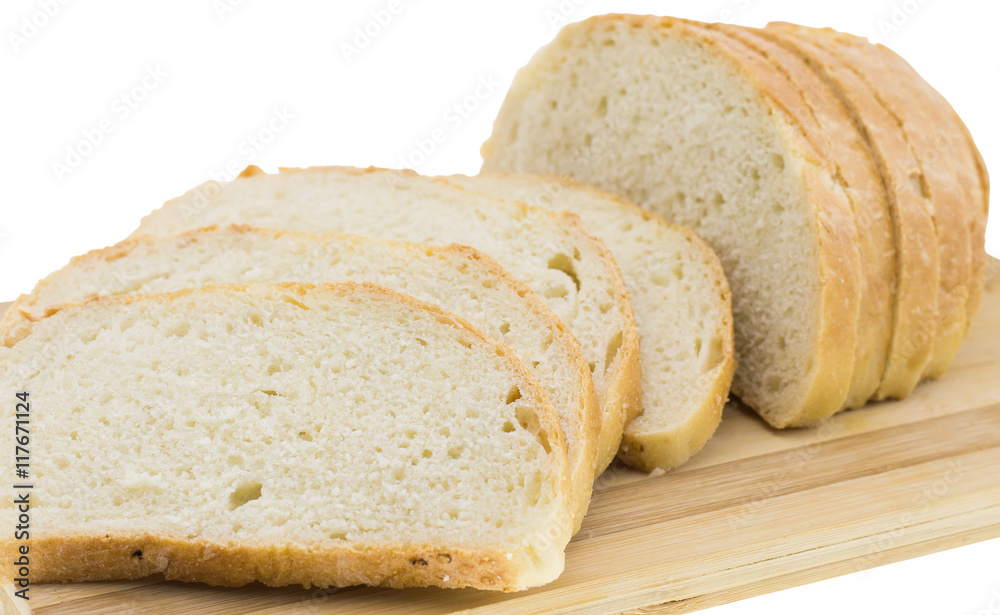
(514, 406), (539, 436)
(499, 323), (510, 334)
(281, 295), (310, 310)
(547, 253), (581, 290)
(673, 263), (684, 281)
(228, 481), (263, 510)
(505, 386), (522, 405)
(596, 96), (608, 117)
(118, 314), (139, 333)
(604, 331), (623, 373)
(706, 336), (724, 370)
(543, 285), (569, 298)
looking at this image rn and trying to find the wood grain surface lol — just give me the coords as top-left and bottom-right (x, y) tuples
(3, 258), (999, 614)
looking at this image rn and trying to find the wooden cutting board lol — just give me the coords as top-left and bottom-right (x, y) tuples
(4, 259), (1000, 615)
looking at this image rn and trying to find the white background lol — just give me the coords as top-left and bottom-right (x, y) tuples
(2, 1), (997, 613)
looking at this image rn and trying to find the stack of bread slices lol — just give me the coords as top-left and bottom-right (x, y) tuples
(1, 165), (734, 591)
(0, 14), (985, 594)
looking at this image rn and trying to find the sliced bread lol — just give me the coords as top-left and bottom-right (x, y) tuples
(754, 25), (941, 399)
(446, 173), (734, 472)
(703, 23), (896, 410)
(5, 225), (599, 532)
(0, 282), (571, 591)
(481, 14), (862, 428)
(129, 166), (640, 473)
(768, 23), (977, 380)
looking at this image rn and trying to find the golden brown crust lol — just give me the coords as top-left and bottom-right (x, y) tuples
(21, 533), (528, 591)
(760, 24), (940, 401)
(866, 40), (987, 326)
(821, 32), (977, 379)
(777, 26), (970, 385)
(961, 122), (990, 321)
(2, 282), (572, 591)
(710, 23), (895, 411)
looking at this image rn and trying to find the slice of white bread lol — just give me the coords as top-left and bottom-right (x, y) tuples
(0, 282), (571, 591)
(4, 225), (599, 532)
(130, 166), (640, 473)
(753, 26), (941, 399)
(446, 174), (734, 471)
(481, 14), (863, 428)
(703, 23), (896, 410)
(766, 23), (979, 381)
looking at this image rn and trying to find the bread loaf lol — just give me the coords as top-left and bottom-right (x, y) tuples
(0, 283), (571, 591)
(482, 15), (863, 427)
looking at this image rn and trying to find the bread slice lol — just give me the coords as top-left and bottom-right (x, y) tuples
(481, 14), (862, 428)
(0, 282), (571, 591)
(768, 23), (977, 380)
(130, 166), (640, 474)
(754, 25), (941, 399)
(446, 173), (734, 471)
(5, 225), (599, 533)
(702, 23), (895, 410)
